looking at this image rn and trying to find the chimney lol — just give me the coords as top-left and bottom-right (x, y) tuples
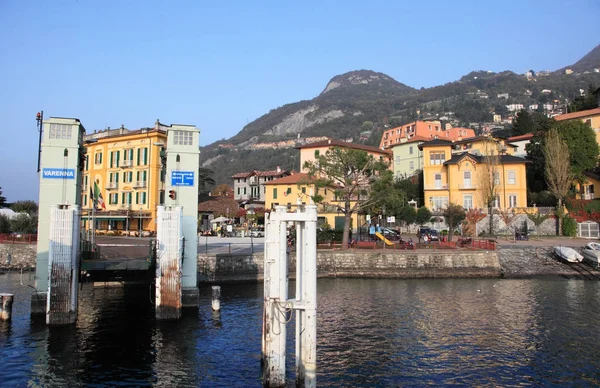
(120, 124), (125, 134)
(276, 166), (281, 173)
(155, 119), (160, 130)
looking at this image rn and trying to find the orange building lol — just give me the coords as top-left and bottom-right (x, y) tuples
(298, 138), (392, 172)
(379, 120), (476, 149)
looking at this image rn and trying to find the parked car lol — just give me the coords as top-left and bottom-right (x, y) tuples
(250, 226), (265, 237)
(417, 226), (430, 239)
(381, 227), (401, 240)
(428, 229), (440, 241)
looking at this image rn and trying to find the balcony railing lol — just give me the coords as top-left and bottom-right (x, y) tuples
(424, 184), (448, 190)
(106, 182), (118, 190)
(134, 181), (147, 188)
(121, 160), (133, 168)
(581, 193), (595, 200)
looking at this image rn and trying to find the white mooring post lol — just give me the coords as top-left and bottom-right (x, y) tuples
(155, 206), (184, 320)
(262, 205), (318, 388)
(211, 286), (221, 311)
(0, 293), (14, 321)
(46, 204), (81, 325)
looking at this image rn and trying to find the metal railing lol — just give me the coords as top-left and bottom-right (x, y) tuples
(424, 184), (448, 190)
(106, 182), (118, 190)
(121, 160), (133, 168)
(134, 181), (147, 188)
(0, 233), (37, 244)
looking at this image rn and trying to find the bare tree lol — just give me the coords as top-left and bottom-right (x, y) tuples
(543, 128), (572, 236)
(477, 137), (500, 234)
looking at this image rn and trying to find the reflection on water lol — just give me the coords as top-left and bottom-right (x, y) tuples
(1, 273), (600, 386)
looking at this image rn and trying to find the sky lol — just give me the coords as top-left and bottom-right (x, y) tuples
(0, 0), (599, 202)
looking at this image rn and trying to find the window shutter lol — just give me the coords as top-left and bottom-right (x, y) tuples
(143, 148), (148, 165)
(85, 155), (89, 170)
(116, 173), (119, 183)
(143, 170), (147, 182)
(273, 188), (277, 199)
(136, 171), (140, 182)
(122, 193), (125, 204)
(136, 192), (139, 204)
(142, 192), (146, 204)
(110, 152), (113, 168)
(128, 192), (132, 204)
(116, 150), (120, 167)
(137, 148), (140, 165)
(100, 153), (102, 164)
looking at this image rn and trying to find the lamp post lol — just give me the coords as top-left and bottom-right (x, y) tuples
(36, 111), (43, 172)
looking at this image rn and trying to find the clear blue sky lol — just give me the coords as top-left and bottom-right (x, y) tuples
(0, 0), (598, 202)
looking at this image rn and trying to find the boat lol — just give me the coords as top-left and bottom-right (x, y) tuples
(585, 242), (600, 251)
(553, 246), (583, 263)
(581, 245), (600, 268)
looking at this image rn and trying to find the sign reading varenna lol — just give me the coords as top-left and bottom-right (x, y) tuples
(42, 168), (75, 179)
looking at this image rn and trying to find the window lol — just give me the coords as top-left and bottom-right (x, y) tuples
(85, 155), (89, 171)
(585, 119), (592, 127)
(509, 194), (517, 208)
(493, 172), (500, 185)
(173, 130), (193, 145)
(463, 171), (472, 188)
(273, 188), (277, 199)
(395, 156), (401, 164)
(109, 193), (118, 205)
(409, 146), (413, 155)
(493, 195), (500, 208)
(409, 161), (414, 170)
(48, 123), (72, 140)
(94, 152), (103, 164)
(237, 187), (240, 195)
(302, 187), (306, 194)
(434, 173), (442, 189)
(430, 196), (448, 210)
(508, 171), (516, 185)
(83, 195), (87, 207)
(429, 152), (445, 165)
(243, 187), (246, 195)
(142, 148), (148, 165)
(463, 195), (473, 209)
(141, 192), (147, 205)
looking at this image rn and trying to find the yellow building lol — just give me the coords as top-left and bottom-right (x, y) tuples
(297, 138), (392, 173)
(554, 107), (600, 145)
(575, 171), (600, 200)
(264, 173), (360, 231)
(81, 123), (167, 235)
(419, 137), (529, 212)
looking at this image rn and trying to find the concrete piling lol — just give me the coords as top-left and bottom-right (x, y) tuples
(211, 286), (221, 311)
(0, 293), (14, 321)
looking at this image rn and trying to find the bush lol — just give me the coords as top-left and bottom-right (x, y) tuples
(562, 216), (577, 237)
(317, 229), (345, 243)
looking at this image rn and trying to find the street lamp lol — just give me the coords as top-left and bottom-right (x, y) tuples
(36, 111), (43, 172)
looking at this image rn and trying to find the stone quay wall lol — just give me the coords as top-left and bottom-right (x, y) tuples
(198, 250), (501, 283)
(0, 243), (37, 271)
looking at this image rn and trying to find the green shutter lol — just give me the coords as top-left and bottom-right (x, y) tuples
(85, 155), (89, 170)
(129, 172), (133, 182)
(116, 150), (120, 167)
(116, 173), (119, 183)
(122, 193), (125, 204)
(143, 170), (147, 182)
(143, 148), (148, 165)
(110, 152), (113, 168)
(142, 192), (146, 204)
(136, 171), (140, 182)
(136, 192), (139, 204)
(100, 153), (102, 163)
(137, 149), (140, 165)
(273, 188), (277, 199)
(128, 192), (132, 204)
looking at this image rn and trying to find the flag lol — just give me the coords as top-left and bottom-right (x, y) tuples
(93, 181), (106, 210)
(90, 185), (96, 209)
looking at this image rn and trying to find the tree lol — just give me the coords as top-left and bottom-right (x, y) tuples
(415, 206), (432, 226)
(213, 184), (233, 198)
(10, 213), (37, 234)
(463, 208), (486, 237)
(397, 205), (417, 227)
(0, 187), (6, 207)
(569, 85), (599, 112)
(198, 167), (216, 197)
(511, 110), (536, 136)
(11, 200), (38, 215)
(303, 146), (392, 249)
(543, 128), (573, 236)
(443, 204), (466, 242)
(553, 120), (599, 184)
(478, 138), (500, 234)
(0, 214), (10, 233)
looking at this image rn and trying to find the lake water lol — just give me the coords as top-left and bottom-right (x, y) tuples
(1, 272), (599, 387)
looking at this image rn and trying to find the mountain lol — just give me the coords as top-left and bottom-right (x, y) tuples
(559, 43), (600, 73)
(201, 46), (600, 186)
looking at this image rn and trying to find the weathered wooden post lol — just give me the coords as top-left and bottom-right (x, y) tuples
(211, 286), (221, 311)
(262, 205), (317, 388)
(0, 293), (14, 321)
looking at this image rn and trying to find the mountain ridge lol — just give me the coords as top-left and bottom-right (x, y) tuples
(201, 44), (600, 186)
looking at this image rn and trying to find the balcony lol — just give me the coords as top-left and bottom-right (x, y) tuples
(121, 160), (133, 168)
(424, 184), (448, 190)
(106, 182), (118, 190)
(458, 183), (477, 190)
(134, 181), (147, 188)
(581, 193), (595, 200)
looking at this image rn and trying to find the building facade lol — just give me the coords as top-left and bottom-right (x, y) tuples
(379, 120), (476, 149)
(554, 107), (600, 145)
(81, 122), (168, 234)
(419, 138), (528, 212)
(390, 136), (428, 178)
(298, 138), (392, 173)
(231, 167), (290, 208)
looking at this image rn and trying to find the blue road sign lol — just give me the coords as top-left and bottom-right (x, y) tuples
(171, 171), (194, 186)
(42, 168), (75, 179)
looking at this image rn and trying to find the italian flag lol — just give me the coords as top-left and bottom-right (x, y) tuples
(93, 181), (106, 210)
